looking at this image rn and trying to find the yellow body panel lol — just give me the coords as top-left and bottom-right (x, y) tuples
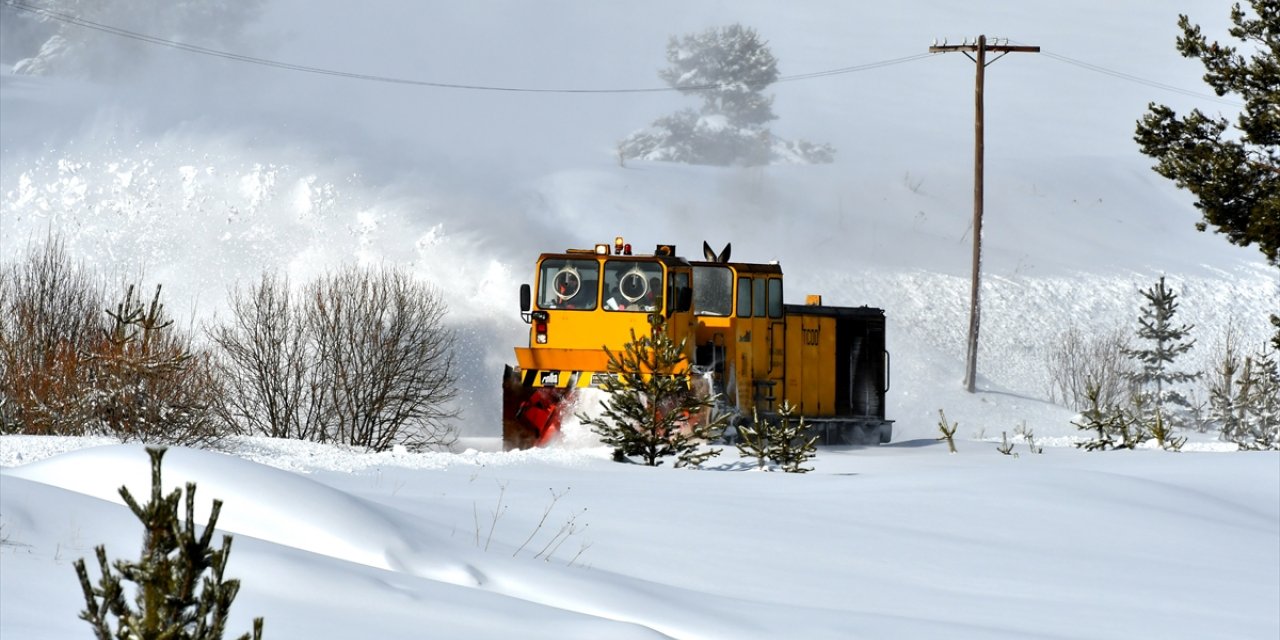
(515, 347), (611, 372)
(783, 313), (837, 418)
(816, 315), (836, 415)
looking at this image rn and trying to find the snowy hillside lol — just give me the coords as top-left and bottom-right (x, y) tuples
(1, 1), (1278, 637)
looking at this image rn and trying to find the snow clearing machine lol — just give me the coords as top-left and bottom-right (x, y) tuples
(501, 237), (892, 450)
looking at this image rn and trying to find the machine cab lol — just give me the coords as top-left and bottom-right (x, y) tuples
(518, 239), (695, 364)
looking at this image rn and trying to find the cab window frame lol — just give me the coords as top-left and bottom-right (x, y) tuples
(603, 259), (664, 313)
(537, 258), (600, 311)
(767, 277), (783, 318)
(736, 276), (752, 318)
(693, 265), (732, 317)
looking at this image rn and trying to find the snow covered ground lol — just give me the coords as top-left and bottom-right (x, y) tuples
(2, 0), (1278, 637)
(3, 436), (1278, 639)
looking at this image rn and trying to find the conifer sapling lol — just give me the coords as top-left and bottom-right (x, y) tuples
(74, 447), (263, 640)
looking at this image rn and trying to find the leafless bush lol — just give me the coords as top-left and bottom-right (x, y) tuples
(1046, 324), (1133, 411)
(209, 273), (325, 440)
(212, 266), (459, 451)
(0, 238), (224, 445)
(307, 266), (458, 451)
(0, 237), (103, 434)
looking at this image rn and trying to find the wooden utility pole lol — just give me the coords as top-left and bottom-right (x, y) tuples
(929, 35), (1038, 393)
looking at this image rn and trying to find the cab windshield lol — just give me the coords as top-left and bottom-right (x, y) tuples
(602, 260), (663, 312)
(538, 258), (599, 310)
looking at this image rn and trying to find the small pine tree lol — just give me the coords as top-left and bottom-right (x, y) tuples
(996, 431), (1015, 455)
(1073, 379), (1145, 451)
(580, 315), (727, 467)
(1123, 277), (1201, 430)
(1149, 411), (1187, 451)
(74, 447), (263, 640)
(736, 403), (817, 473)
(1230, 347), (1280, 450)
(88, 284), (221, 446)
(735, 410), (772, 471)
(936, 409), (958, 453)
(1208, 324), (1247, 440)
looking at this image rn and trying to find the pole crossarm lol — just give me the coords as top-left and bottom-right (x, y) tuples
(929, 44), (1041, 54)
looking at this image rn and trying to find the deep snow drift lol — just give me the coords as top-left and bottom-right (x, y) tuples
(2, 437), (1278, 639)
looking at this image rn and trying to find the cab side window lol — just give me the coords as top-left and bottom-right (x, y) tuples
(693, 265), (732, 316)
(752, 277), (767, 318)
(667, 270), (689, 314)
(736, 276), (752, 317)
(767, 277), (783, 318)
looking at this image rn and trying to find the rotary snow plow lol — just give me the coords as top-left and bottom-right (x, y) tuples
(502, 237), (893, 450)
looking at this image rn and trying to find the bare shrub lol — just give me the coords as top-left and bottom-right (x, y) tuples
(307, 266), (459, 451)
(213, 266), (459, 451)
(0, 238), (224, 445)
(1046, 324), (1132, 411)
(0, 237), (103, 434)
(209, 273), (325, 441)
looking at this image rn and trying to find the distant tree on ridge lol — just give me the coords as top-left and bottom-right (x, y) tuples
(619, 23), (834, 167)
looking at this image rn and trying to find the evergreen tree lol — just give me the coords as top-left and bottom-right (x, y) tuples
(659, 23), (779, 128)
(735, 402), (818, 473)
(936, 409), (959, 453)
(1148, 411), (1187, 451)
(88, 284), (223, 446)
(1123, 277), (1201, 429)
(1208, 327), (1247, 440)
(620, 23), (833, 166)
(579, 315), (727, 467)
(1134, 0), (1279, 267)
(74, 447), (264, 640)
(1228, 347), (1280, 450)
(1073, 378), (1145, 451)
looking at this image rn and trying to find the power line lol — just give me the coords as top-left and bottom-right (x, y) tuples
(775, 53), (936, 82)
(8, 1), (1233, 105)
(1022, 45), (1242, 107)
(3, 1), (932, 94)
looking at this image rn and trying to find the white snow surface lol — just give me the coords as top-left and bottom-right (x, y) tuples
(1, 0), (1279, 638)
(1, 436), (1277, 639)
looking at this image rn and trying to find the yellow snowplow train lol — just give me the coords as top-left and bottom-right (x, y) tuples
(502, 238), (891, 449)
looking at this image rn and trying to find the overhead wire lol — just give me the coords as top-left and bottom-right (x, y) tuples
(5, 1), (1240, 107)
(2, 0), (932, 94)
(1006, 40), (1242, 107)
